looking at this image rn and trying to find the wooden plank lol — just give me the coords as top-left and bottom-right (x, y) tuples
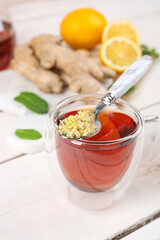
(0, 151), (160, 239)
(122, 217), (160, 240)
(0, 112), (23, 163)
(10, 0), (160, 23)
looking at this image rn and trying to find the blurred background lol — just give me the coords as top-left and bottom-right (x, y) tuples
(0, 0), (159, 107)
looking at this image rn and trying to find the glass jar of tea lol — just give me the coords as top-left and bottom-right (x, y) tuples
(0, 10), (16, 70)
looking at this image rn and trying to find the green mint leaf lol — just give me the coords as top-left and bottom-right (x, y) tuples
(150, 49), (159, 58)
(141, 44), (159, 58)
(14, 92), (49, 114)
(124, 86), (136, 96)
(15, 129), (42, 140)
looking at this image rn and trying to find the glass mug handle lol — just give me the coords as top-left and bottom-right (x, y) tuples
(143, 115), (159, 123)
(137, 107), (160, 177)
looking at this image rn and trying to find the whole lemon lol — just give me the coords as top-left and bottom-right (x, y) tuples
(60, 8), (107, 49)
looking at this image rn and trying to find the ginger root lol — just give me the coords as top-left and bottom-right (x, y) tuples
(11, 44), (63, 93)
(30, 35), (116, 93)
(11, 34), (116, 94)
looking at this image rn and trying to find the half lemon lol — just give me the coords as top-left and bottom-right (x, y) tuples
(99, 36), (142, 72)
(102, 20), (140, 44)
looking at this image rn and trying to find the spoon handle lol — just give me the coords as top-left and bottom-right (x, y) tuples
(103, 55), (152, 103)
(93, 55), (153, 118)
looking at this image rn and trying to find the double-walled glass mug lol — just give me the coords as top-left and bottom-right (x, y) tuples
(45, 94), (159, 209)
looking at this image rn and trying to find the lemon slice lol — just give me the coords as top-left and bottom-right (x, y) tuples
(99, 36), (142, 72)
(102, 20), (139, 44)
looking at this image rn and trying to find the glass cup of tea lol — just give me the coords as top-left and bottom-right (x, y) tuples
(0, 7), (16, 70)
(45, 94), (159, 209)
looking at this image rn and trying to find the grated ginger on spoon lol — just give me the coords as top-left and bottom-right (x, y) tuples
(58, 110), (96, 139)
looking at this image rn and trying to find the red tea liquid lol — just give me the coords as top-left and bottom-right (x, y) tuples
(56, 110), (137, 192)
(0, 21), (15, 70)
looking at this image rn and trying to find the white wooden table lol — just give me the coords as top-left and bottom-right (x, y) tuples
(0, 0), (160, 239)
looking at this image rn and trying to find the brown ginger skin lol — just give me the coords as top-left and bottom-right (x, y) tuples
(11, 44), (63, 93)
(30, 34), (116, 94)
(11, 34), (116, 94)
